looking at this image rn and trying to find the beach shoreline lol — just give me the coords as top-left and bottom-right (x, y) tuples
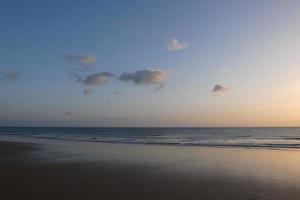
(1, 138), (300, 200)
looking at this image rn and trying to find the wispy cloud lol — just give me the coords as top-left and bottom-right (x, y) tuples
(0, 70), (18, 81)
(64, 54), (98, 84)
(119, 68), (169, 90)
(63, 54), (96, 68)
(219, 66), (230, 73)
(64, 112), (73, 116)
(167, 38), (189, 52)
(69, 70), (85, 82)
(83, 88), (93, 96)
(113, 91), (122, 95)
(212, 84), (231, 93)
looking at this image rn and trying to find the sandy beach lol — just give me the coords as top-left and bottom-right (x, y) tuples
(1, 137), (300, 200)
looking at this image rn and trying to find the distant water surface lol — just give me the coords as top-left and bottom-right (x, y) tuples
(1, 127), (300, 149)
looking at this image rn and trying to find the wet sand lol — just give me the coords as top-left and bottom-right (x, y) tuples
(1, 139), (300, 200)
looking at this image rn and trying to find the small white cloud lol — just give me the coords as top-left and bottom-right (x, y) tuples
(167, 38), (189, 52)
(83, 72), (114, 86)
(212, 84), (231, 93)
(119, 68), (169, 90)
(64, 54), (96, 68)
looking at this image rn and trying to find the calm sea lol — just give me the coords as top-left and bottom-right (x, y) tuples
(1, 127), (300, 149)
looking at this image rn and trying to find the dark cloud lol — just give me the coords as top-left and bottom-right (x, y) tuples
(83, 88), (93, 96)
(113, 91), (122, 95)
(212, 84), (230, 93)
(64, 112), (73, 116)
(69, 69), (84, 82)
(119, 69), (169, 90)
(81, 73), (114, 96)
(83, 72), (114, 86)
(64, 54), (97, 85)
(62, 54), (171, 96)
(63, 54), (96, 68)
(63, 54), (116, 96)
(0, 70), (18, 81)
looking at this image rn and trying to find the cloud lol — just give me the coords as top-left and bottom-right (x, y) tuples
(64, 54), (97, 83)
(63, 54), (96, 68)
(68, 68), (86, 82)
(83, 88), (93, 96)
(167, 38), (189, 52)
(83, 72), (114, 86)
(113, 91), (122, 95)
(64, 112), (73, 116)
(119, 69), (169, 90)
(0, 70), (18, 81)
(81, 73), (114, 96)
(212, 84), (231, 93)
(63, 54), (115, 96)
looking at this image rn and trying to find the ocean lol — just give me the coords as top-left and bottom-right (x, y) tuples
(1, 127), (300, 149)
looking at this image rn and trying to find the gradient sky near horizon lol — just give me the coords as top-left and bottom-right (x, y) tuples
(1, 0), (300, 127)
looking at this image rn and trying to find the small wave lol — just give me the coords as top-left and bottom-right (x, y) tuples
(24, 135), (300, 150)
(1, 127), (300, 150)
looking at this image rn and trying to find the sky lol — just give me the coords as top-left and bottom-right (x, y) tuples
(1, 0), (300, 127)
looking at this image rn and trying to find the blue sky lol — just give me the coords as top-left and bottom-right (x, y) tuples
(1, 0), (300, 127)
